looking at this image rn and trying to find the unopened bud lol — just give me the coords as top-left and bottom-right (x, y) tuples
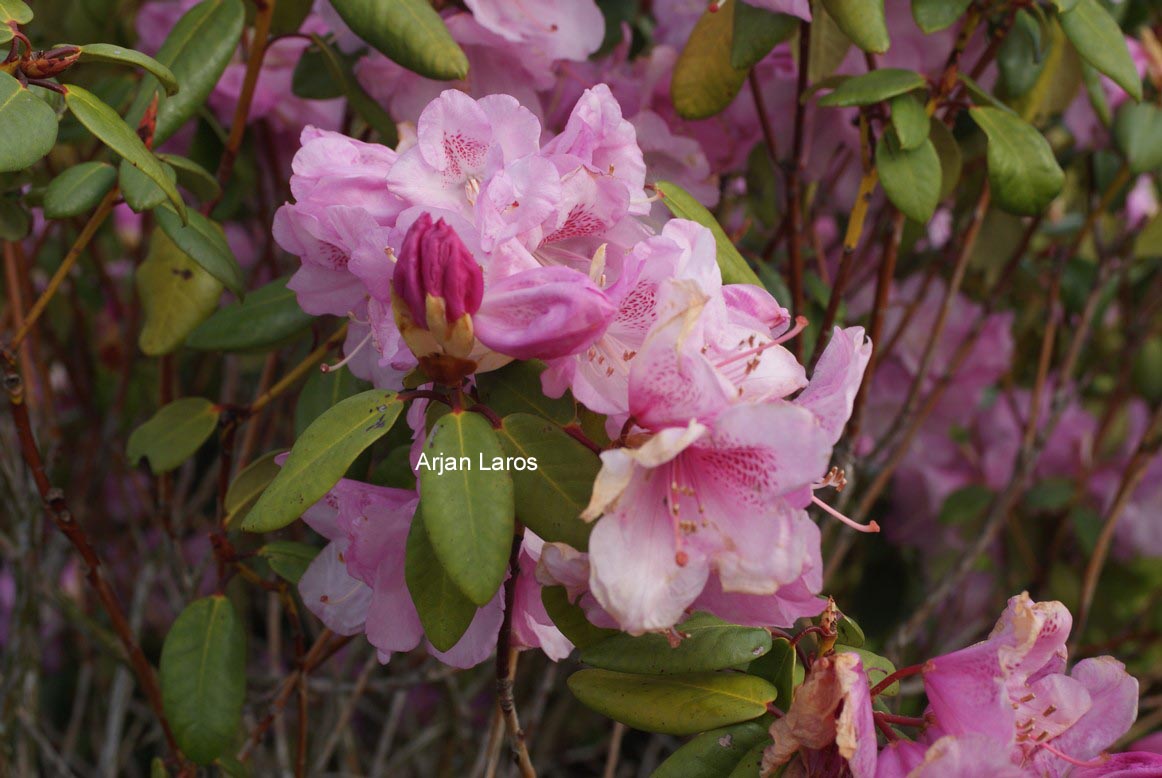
(391, 213), (493, 383)
(21, 46), (82, 79)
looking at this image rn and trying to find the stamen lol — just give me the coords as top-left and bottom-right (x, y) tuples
(320, 330), (373, 374)
(812, 496), (880, 533)
(589, 244), (608, 284)
(813, 466), (847, 492)
(1036, 741), (1108, 768)
(715, 316), (808, 369)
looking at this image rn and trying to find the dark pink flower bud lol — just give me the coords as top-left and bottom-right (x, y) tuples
(393, 213), (483, 329)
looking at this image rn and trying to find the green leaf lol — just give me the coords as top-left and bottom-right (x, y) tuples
(258, 540), (319, 585)
(419, 411), (515, 605)
(1132, 336), (1162, 404)
(747, 637), (799, 709)
(567, 669), (776, 735)
(969, 106), (1064, 215)
(160, 596), (246, 765)
(541, 586), (618, 650)
(1059, 0), (1142, 102)
(136, 229), (224, 355)
(929, 117), (962, 200)
(269, 0), (313, 35)
(292, 46), (346, 100)
(656, 180), (760, 286)
(63, 84), (186, 220)
(1023, 477), (1076, 513)
(0, 0), (32, 25)
(890, 94), (929, 150)
(911, 0), (972, 33)
(128, 0), (245, 145)
(405, 505), (478, 651)
(653, 720), (771, 778)
(242, 390), (402, 532)
(127, 397), (220, 474)
(808, 3), (853, 83)
(0, 72), (59, 173)
(43, 162), (117, 219)
(1114, 101), (1162, 175)
(581, 612), (772, 675)
(306, 34), (398, 147)
(731, 2), (797, 70)
(821, 0), (889, 54)
(496, 414), (598, 550)
(726, 740), (768, 778)
(836, 613), (866, 648)
(328, 0), (468, 81)
(1051, 0), (1080, 10)
(474, 361), (576, 424)
(224, 450), (284, 526)
(158, 153), (221, 202)
(997, 11), (1046, 100)
(938, 484), (993, 526)
(672, 0), (748, 119)
(1082, 62), (1112, 128)
(77, 43), (179, 95)
(155, 205), (245, 295)
(818, 69), (927, 107)
(876, 133), (941, 223)
(119, 157), (178, 212)
(186, 276), (313, 351)
(837, 647), (898, 695)
(295, 368), (369, 438)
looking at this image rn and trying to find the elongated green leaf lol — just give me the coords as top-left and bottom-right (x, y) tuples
(808, 3), (852, 83)
(654, 720), (771, 778)
(877, 133), (941, 223)
(474, 361), (576, 424)
(127, 397), (220, 473)
(911, 0), (972, 33)
(119, 158), (177, 212)
(137, 229), (224, 355)
(269, 0), (313, 34)
(292, 44), (347, 99)
(890, 94), (929, 150)
(1114, 102), (1162, 174)
(568, 669), (776, 735)
(672, 0), (747, 119)
(158, 153), (221, 202)
(63, 84), (186, 220)
(747, 637), (800, 708)
(77, 43), (179, 95)
(420, 411), (514, 605)
(929, 117), (962, 199)
(0, 72), (58, 172)
(541, 586), (618, 650)
(405, 505), (478, 651)
(581, 613), (772, 675)
(496, 414), (597, 550)
(818, 69), (927, 107)
(821, 0), (889, 54)
(1059, 0), (1142, 102)
(242, 390), (402, 532)
(308, 33), (398, 146)
(731, 2), (797, 70)
(329, 0), (468, 80)
(726, 740), (768, 778)
(0, 0), (31, 24)
(970, 106), (1064, 215)
(258, 541), (319, 585)
(43, 162), (117, 219)
(224, 450), (284, 526)
(656, 180), (760, 286)
(187, 276), (311, 351)
(997, 11), (1045, 100)
(155, 205), (244, 295)
(160, 596), (246, 765)
(129, 0), (245, 144)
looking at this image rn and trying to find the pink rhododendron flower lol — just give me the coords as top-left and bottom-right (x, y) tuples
(919, 593), (1142, 774)
(464, 0), (605, 62)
